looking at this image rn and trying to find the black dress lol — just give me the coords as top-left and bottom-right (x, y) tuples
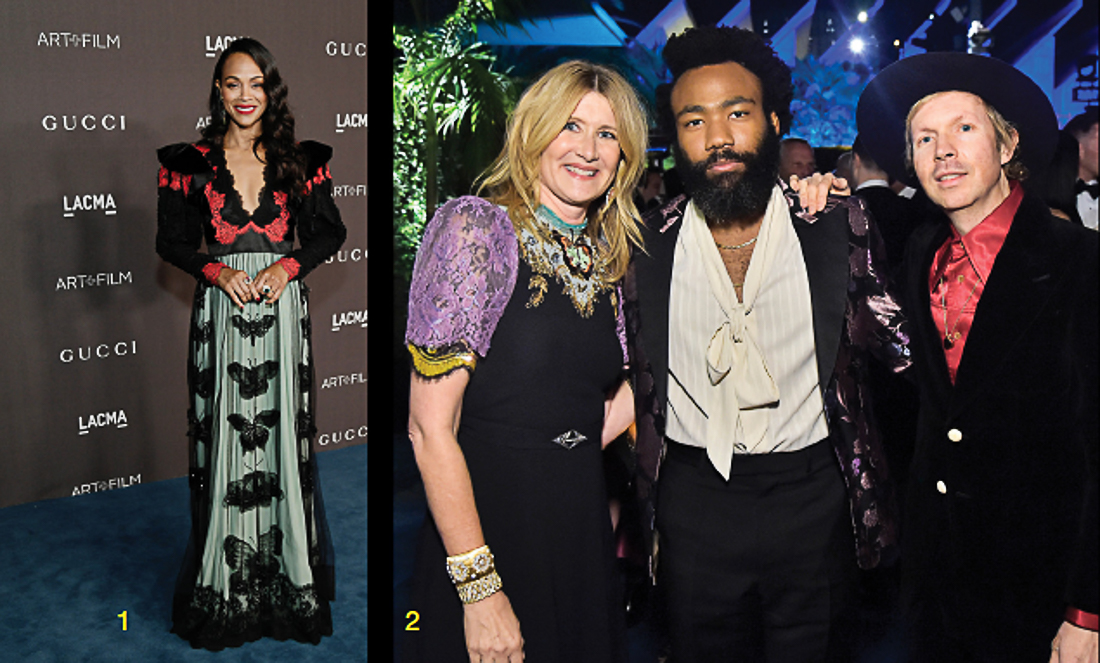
(404, 197), (629, 662)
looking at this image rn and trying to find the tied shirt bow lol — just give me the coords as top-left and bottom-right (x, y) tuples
(684, 187), (787, 478)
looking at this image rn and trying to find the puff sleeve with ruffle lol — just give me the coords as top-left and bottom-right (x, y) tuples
(405, 196), (519, 378)
(280, 140), (347, 281)
(155, 143), (224, 283)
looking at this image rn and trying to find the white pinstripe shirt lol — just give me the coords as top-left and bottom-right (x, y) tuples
(666, 196), (828, 455)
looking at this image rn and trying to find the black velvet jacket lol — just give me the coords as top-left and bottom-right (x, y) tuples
(900, 190), (1098, 654)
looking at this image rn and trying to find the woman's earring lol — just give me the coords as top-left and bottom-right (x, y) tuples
(601, 186), (615, 214)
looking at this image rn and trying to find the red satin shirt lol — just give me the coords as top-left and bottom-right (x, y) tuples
(928, 180), (1023, 383)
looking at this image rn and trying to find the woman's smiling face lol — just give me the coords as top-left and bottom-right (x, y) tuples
(537, 91), (621, 223)
(218, 52), (267, 130)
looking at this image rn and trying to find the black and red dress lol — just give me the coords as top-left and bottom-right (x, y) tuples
(156, 140), (345, 650)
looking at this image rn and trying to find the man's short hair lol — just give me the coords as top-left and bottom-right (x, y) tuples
(781, 137), (811, 151)
(1064, 108), (1098, 139)
(658, 26), (794, 140)
(851, 136), (875, 166)
(904, 91), (1026, 181)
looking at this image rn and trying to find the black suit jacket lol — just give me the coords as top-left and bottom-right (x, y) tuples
(854, 184), (921, 280)
(901, 191), (1099, 654)
(625, 186), (911, 577)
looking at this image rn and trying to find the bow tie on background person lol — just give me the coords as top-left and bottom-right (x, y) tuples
(1075, 180), (1099, 199)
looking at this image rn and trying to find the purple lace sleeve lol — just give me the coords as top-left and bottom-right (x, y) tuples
(405, 196), (519, 360)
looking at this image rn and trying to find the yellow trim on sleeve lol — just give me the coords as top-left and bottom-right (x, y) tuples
(407, 343), (477, 378)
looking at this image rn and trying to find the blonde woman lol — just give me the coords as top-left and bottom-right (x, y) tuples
(403, 61), (646, 663)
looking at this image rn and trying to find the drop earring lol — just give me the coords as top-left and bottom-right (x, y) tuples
(601, 185), (615, 214)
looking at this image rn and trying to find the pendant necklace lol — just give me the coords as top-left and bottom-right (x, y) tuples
(940, 275), (980, 349)
(537, 205), (594, 278)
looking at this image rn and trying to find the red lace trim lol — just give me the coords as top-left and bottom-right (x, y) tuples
(278, 257), (300, 280)
(206, 184), (289, 245)
(304, 164), (332, 194)
(268, 191), (291, 240)
(158, 166), (193, 195)
(202, 262), (227, 284)
(199, 140), (291, 246)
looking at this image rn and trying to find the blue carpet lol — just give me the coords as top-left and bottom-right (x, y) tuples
(392, 433), (422, 662)
(0, 444), (367, 662)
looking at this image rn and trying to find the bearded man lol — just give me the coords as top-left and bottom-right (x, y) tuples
(624, 25), (911, 662)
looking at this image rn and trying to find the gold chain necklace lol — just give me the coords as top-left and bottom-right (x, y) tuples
(940, 274), (980, 349)
(715, 236), (757, 251)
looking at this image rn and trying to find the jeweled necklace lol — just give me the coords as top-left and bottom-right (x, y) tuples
(537, 205), (588, 235)
(536, 205), (595, 278)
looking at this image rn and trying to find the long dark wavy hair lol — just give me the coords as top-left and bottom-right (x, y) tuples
(201, 38), (308, 196)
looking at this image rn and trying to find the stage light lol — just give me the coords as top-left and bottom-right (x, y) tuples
(894, 39), (901, 47)
(850, 37), (865, 53)
(967, 20), (992, 55)
(858, 11), (868, 23)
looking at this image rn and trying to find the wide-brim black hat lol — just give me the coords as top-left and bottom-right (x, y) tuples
(856, 52), (1057, 188)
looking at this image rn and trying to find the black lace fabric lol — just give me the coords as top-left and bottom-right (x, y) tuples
(171, 261), (334, 651)
(173, 575), (332, 650)
(159, 136), (342, 651)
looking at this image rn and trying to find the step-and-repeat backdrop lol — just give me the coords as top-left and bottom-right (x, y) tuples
(0, 1), (367, 508)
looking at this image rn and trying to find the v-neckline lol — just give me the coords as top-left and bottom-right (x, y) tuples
(220, 148), (267, 218)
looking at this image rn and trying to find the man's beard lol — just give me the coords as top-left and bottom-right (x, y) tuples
(673, 125), (781, 225)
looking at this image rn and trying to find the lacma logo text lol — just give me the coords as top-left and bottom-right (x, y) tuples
(79, 409), (128, 435)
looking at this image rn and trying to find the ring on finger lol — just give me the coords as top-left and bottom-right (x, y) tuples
(262, 285), (273, 295)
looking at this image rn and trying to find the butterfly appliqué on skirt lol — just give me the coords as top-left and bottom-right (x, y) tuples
(227, 409), (281, 451)
(223, 470), (285, 512)
(188, 411), (214, 446)
(296, 410), (316, 442)
(298, 364), (312, 392)
(224, 526), (284, 592)
(231, 314), (277, 345)
(191, 366), (216, 399)
(229, 361), (280, 399)
(192, 320), (214, 344)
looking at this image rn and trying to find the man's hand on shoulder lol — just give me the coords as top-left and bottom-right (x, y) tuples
(789, 172), (850, 215)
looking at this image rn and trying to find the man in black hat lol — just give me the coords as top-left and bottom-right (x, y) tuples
(858, 52), (1098, 661)
(625, 25), (911, 662)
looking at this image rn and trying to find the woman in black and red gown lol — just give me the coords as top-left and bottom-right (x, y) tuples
(156, 37), (345, 650)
